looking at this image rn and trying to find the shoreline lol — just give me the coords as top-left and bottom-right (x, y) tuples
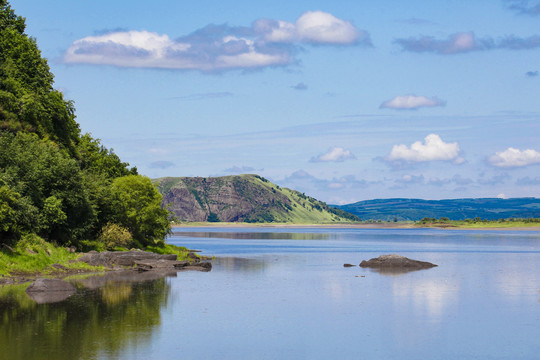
(171, 223), (540, 231)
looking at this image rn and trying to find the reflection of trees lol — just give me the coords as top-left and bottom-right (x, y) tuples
(0, 278), (170, 360)
(175, 231), (332, 240)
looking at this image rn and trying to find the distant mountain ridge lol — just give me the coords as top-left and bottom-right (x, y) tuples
(153, 174), (359, 223)
(334, 198), (540, 221)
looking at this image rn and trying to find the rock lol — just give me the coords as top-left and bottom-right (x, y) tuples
(78, 251), (178, 267)
(359, 254), (437, 270)
(343, 263), (356, 267)
(187, 252), (199, 261)
(25, 279), (76, 304)
(181, 262), (212, 272)
(135, 259), (188, 271)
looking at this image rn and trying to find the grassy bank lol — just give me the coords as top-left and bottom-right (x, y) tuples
(0, 235), (194, 281)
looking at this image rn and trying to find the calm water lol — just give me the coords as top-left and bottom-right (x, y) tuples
(1, 227), (540, 360)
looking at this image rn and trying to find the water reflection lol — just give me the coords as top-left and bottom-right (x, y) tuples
(174, 231), (332, 240)
(214, 257), (266, 272)
(0, 274), (171, 360)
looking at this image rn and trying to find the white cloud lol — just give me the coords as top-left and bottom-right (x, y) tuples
(310, 147), (356, 162)
(386, 134), (463, 163)
(64, 11), (369, 72)
(295, 11), (364, 44)
(380, 95), (446, 110)
(489, 147), (540, 167)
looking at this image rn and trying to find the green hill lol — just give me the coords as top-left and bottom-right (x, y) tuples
(154, 174), (359, 223)
(334, 198), (540, 221)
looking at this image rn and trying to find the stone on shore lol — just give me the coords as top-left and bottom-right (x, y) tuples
(25, 279), (76, 304)
(78, 250), (178, 267)
(78, 250), (212, 272)
(359, 254), (437, 270)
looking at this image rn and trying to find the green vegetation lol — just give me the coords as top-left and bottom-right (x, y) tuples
(154, 174), (361, 224)
(0, 1), (173, 272)
(0, 234), (97, 277)
(335, 198), (540, 221)
(416, 217), (540, 228)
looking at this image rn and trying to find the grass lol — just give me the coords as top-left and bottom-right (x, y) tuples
(1, 234), (195, 279)
(415, 219), (540, 229)
(0, 235), (97, 277)
(145, 243), (193, 261)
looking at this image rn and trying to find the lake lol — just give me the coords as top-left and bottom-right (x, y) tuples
(1, 227), (540, 359)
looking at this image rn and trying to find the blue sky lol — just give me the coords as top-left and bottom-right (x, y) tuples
(11, 0), (540, 204)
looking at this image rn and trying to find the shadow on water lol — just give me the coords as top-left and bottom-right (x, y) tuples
(0, 272), (172, 360)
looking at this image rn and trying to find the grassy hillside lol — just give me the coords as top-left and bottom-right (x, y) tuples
(154, 174), (359, 224)
(334, 198), (540, 221)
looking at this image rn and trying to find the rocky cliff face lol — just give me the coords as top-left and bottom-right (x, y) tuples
(154, 174), (359, 223)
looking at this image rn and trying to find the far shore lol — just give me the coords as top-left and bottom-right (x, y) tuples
(171, 222), (540, 231)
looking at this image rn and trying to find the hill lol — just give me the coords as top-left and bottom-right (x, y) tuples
(334, 198), (540, 221)
(154, 175), (359, 223)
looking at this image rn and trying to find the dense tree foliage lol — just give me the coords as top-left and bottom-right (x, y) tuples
(0, 1), (170, 249)
(0, 0), (79, 154)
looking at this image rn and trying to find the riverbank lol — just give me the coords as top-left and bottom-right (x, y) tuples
(0, 240), (200, 286)
(172, 222), (540, 231)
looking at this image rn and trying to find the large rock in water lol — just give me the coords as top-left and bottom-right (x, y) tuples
(360, 254), (437, 270)
(25, 279), (76, 304)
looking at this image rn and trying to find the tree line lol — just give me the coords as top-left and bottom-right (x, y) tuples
(0, 1), (170, 250)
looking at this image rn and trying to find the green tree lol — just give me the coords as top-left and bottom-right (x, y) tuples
(109, 175), (170, 246)
(0, 0), (80, 154)
(0, 131), (94, 244)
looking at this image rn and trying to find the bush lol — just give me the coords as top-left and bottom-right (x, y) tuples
(99, 223), (132, 250)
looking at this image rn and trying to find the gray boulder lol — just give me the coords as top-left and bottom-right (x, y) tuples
(25, 279), (76, 304)
(360, 254), (437, 271)
(78, 250), (177, 267)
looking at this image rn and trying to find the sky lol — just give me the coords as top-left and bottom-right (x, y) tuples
(10, 0), (540, 204)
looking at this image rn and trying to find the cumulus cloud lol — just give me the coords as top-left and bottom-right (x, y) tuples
(379, 95), (446, 110)
(394, 31), (540, 54)
(488, 147), (540, 167)
(310, 147), (356, 162)
(64, 11), (369, 72)
(505, 0), (540, 15)
(386, 134), (463, 163)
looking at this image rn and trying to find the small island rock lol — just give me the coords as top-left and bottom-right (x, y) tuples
(359, 254), (437, 270)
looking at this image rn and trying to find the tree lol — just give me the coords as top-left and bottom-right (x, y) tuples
(109, 175), (170, 246)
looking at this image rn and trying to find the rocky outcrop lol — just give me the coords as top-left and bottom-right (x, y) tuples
(77, 250), (212, 272)
(25, 279), (76, 304)
(360, 254), (437, 270)
(78, 250), (177, 267)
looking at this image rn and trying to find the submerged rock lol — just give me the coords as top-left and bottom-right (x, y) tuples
(25, 279), (76, 304)
(360, 254), (437, 270)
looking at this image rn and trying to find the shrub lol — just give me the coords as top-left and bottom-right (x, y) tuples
(99, 223), (132, 250)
